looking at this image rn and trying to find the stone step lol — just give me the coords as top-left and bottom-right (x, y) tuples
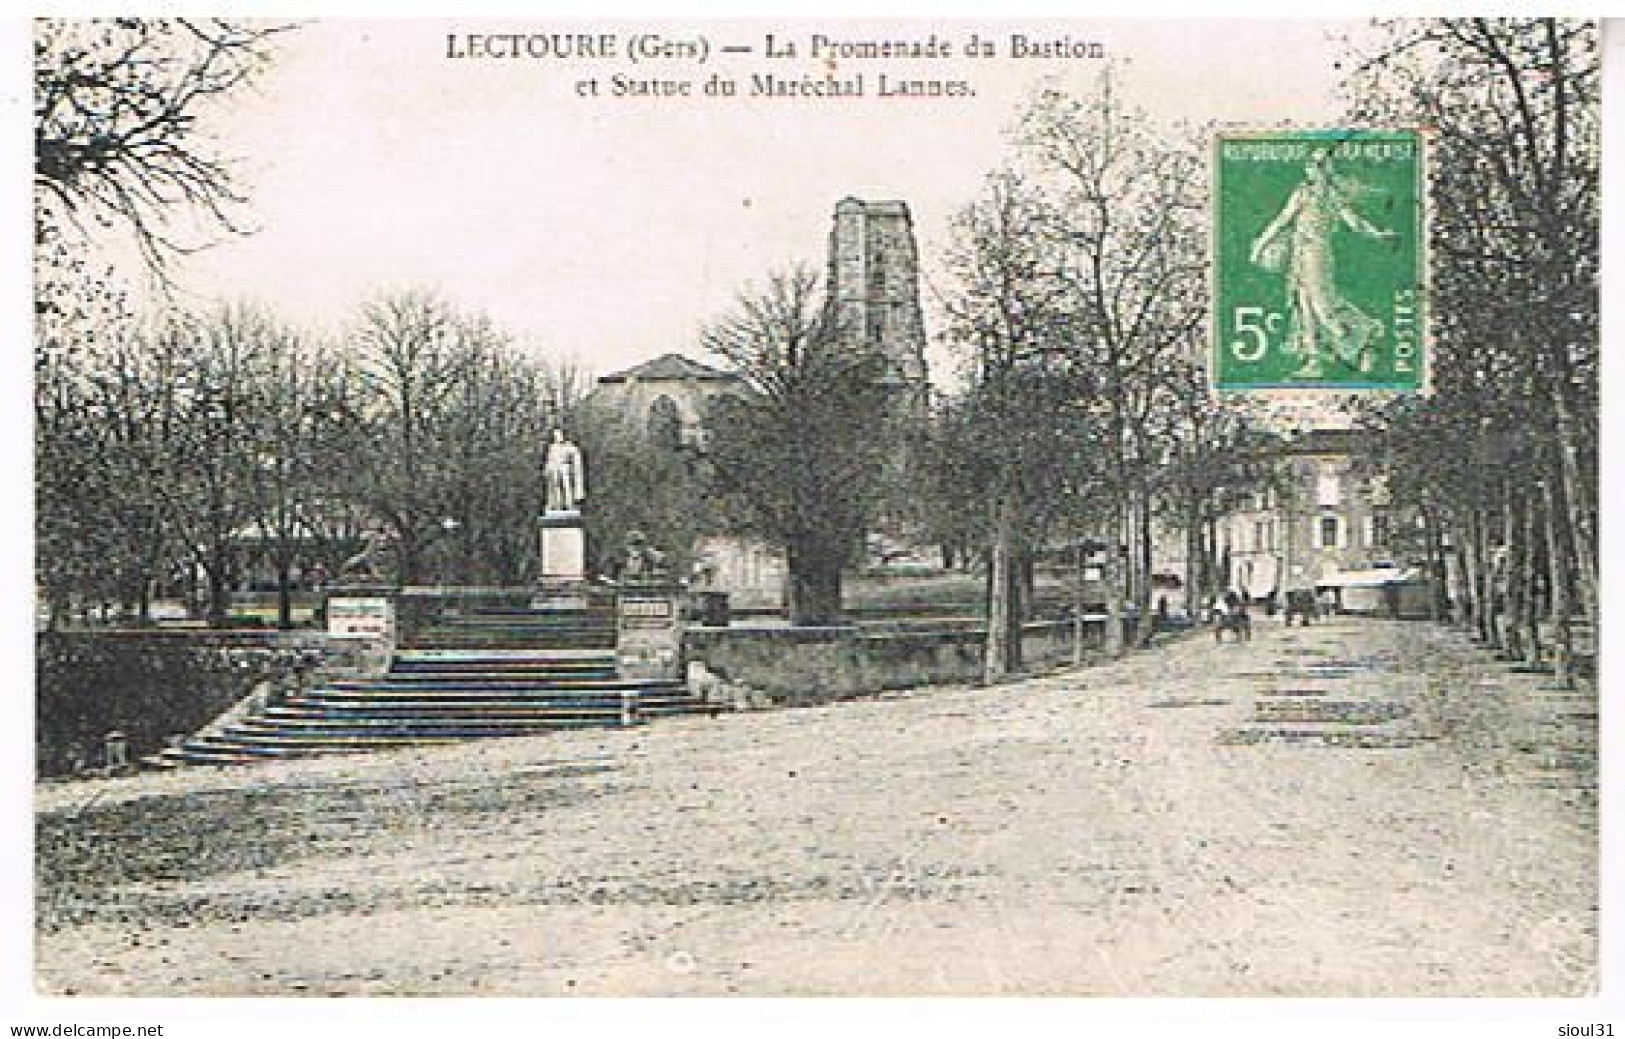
(160, 737), (454, 764)
(408, 633), (618, 650)
(162, 734), (379, 761)
(275, 689), (704, 717)
(387, 657), (618, 676)
(146, 742), (266, 767)
(234, 715), (626, 735)
(270, 693), (687, 712)
(422, 617), (615, 633)
(377, 670), (622, 685)
(156, 599), (694, 767)
(391, 648), (616, 664)
(261, 707), (699, 726)
(324, 677), (680, 694)
(214, 721), (634, 748)
(433, 615), (616, 630)
(156, 691), (708, 767)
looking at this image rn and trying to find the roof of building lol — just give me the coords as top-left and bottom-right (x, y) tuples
(597, 352), (740, 385)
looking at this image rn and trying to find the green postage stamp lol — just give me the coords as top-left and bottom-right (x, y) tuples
(1212, 129), (1426, 391)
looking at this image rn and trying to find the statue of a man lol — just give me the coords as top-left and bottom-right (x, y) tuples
(543, 428), (586, 512)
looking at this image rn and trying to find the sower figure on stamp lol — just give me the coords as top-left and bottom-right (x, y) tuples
(1249, 152), (1398, 379)
(543, 428), (586, 513)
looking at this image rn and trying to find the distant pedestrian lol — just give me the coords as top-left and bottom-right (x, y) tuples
(1216, 589), (1252, 643)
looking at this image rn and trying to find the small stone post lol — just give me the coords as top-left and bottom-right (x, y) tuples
(103, 730), (130, 774)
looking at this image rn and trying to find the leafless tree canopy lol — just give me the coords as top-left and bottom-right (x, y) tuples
(34, 18), (294, 277)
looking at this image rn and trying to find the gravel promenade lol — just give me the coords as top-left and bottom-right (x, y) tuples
(35, 617), (1597, 996)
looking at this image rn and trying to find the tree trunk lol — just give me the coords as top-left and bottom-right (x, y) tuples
(46, 589), (68, 632)
(1541, 471), (1574, 687)
(1007, 544), (1028, 674)
(1071, 543), (1087, 667)
(1548, 359), (1597, 625)
(1518, 492), (1542, 665)
(1458, 514), (1478, 636)
(1103, 535), (1125, 660)
(1204, 513), (1220, 609)
(205, 558), (230, 628)
(1469, 508), (1496, 646)
(184, 561), (201, 620)
(1422, 507), (1444, 623)
(786, 540), (843, 627)
(120, 574), (138, 623)
(1019, 551), (1036, 622)
(984, 504), (1015, 682)
(276, 557), (294, 630)
(1459, 513), (1483, 639)
(396, 530), (421, 586)
(1502, 490), (1525, 660)
(1135, 490), (1154, 646)
(1182, 501), (1203, 623)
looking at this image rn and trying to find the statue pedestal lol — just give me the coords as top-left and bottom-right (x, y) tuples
(538, 511), (586, 584)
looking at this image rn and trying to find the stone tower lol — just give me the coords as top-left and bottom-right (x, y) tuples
(827, 197), (930, 554)
(826, 197), (929, 404)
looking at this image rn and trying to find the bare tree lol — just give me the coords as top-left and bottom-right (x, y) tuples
(34, 235), (146, 626)
(347, 290), (582, 586)
(247, 328), (351, 627)
(1017, 71), (1209, 645)
(937, 170), (1102, 677)
(701, 266), (893, 626)
(157, 306), (282, 625)
(349, 291), (464, 585)
(1347, 18), (1599, 680)
(34, 18), (294, 278)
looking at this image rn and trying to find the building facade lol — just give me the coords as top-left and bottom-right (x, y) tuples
(1223, 428), (1399, 602)
(587, 352), (786, 610)
(590, 352), (744, 449)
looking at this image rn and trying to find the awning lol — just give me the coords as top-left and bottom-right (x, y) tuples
(1317, 566), (1422, 589)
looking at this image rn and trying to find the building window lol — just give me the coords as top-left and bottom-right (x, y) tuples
(1369, 511), (1391, 548)
(647, 395), (682, 449)
(1316, 463), (1341, 507)
(1318, 514), (1341, 549)
(1255, 520), (1270, 552)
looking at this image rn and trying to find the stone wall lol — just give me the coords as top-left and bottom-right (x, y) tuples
(35, 631), (333, 778)
(685, 619), (1099, 706)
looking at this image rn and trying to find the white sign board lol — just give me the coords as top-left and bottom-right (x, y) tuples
(327, 596), (395, 641)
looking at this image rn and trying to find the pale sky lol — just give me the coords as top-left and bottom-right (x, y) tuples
(169, 18), (1377, 381)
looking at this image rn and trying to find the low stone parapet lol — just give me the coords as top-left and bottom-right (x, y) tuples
(684, 618), (1100, 706)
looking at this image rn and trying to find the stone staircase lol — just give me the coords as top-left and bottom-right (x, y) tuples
(153, 594), (704, 768)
